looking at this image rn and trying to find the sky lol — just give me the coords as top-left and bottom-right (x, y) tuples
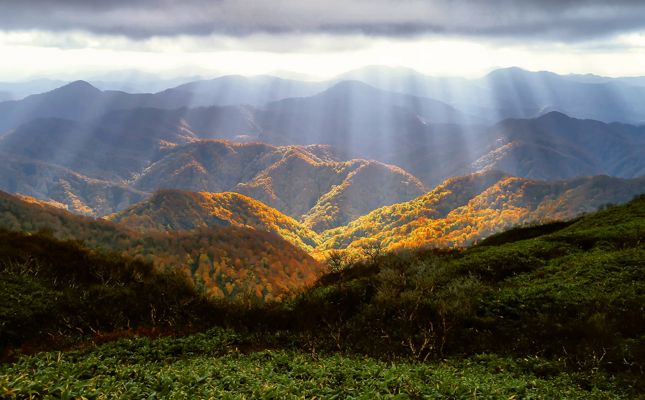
(1, 0), (644, 81)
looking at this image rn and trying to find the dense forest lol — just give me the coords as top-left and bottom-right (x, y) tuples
(0, 191), (324, 302)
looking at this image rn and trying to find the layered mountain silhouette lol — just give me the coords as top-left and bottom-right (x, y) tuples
(339, 66), (645, 124)
(2, 67), (645, 135)
(0, 75), (327, 133)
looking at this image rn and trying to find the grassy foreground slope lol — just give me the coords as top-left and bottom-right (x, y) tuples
(0, 330), (630, 399)
(281, 194), (645, 377)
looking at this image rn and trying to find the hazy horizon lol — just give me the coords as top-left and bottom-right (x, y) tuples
(2, 64), (645, 87)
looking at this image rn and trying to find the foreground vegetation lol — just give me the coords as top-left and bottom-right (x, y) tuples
(0, 229), (216, 351)
(0, 194), (643, 397)
(0, 330), (632, 399)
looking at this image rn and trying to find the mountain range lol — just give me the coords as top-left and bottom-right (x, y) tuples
(338, 66), (645, 124)
(0, 66), (643, 291)
(1, 167), (642, 292)
(105, 170), (645, 255)
(4, 66), (645, 124)
(1, 102), (642, 219)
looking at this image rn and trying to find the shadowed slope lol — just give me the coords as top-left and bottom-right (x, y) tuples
(0, 155), (148, 215)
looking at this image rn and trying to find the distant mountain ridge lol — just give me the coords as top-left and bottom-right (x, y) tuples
(0, 75), (329, 134)
(2, 67), (645, 135)
(339, 66), (645, 124)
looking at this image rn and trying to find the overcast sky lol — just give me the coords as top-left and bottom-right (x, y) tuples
(1, 0), (644, 80)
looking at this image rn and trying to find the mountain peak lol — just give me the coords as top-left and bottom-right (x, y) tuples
(484, 66), (529, 78)
(326, 80), (377, 92)
(484, 67), (560, 80)
(537, 111), (573, 121)
(51, 80), (101, 96)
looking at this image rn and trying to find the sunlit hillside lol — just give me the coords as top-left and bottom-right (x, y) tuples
(0, 191), (324, 301)
(110, 190), (321, 251)
(322, 172), (645, 252)
(1, 190), (643, 399)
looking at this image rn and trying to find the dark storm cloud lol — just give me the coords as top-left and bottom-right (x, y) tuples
(1, 0), (644, 40)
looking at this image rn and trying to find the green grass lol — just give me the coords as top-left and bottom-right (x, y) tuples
(0, 329), (631, 399)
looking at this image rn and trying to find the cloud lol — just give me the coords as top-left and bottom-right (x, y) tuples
(0, 0), (644, 40)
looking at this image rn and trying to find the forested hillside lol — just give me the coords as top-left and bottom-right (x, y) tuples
(110, 190), (321, 251)
(0, 191), (324, 301)
(322, 172), (645, 252)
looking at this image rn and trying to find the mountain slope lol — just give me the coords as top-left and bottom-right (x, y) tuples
(110, 190), (320, 251)
(0, 191), (323, 300)
(0, 155), (148, 215)
(472, 112), (645, 180)
(166, 75), (330, 107)
(0, 112), (197, 181)
(135, 140), (427, 230)
(257, 81), (471, 153)
(322, 171), (645, 251)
